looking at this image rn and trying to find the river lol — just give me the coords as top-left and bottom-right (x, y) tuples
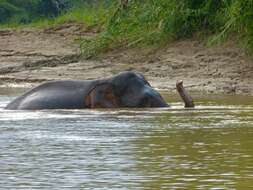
(0, 88), (253, 189)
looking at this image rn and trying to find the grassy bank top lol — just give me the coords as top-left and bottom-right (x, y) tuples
(1, 0), (253, 57)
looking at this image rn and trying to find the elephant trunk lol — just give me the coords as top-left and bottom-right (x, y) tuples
(176, 81), (195, 108)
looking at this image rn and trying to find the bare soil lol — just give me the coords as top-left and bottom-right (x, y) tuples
(1, 22), (253, 94)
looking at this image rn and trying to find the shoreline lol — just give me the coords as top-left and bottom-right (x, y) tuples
(1, 24), (253, 96)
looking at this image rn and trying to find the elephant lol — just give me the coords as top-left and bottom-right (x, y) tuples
(5, 71), (194, 110)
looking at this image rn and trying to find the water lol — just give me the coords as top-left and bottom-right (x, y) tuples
(0, 88), (253, 189)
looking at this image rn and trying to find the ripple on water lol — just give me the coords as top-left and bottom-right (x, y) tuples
(0, 95), (253, 189)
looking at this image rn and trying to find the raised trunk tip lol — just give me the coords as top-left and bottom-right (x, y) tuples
(176, 80), (195, 108)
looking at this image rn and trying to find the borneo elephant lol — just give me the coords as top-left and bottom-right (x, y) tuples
(5, 71), (194, 110)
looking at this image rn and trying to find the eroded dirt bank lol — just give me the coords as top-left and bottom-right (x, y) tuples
(0, 23), (253, 94)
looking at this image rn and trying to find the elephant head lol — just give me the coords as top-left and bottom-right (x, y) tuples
(85, 71), (169, 108)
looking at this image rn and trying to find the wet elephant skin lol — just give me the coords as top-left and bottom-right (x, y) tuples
(5, 71), (169, 110)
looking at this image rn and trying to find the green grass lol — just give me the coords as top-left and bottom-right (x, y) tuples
(32, 6), (109, 28)
(80, 0), (253, 57)
(1, 0), (253, 57)
(0, 6), (109, 29)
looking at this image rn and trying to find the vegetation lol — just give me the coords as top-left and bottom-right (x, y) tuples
(80, 0), (253, 57)
(0, 0), (69, 24)
(0, 0), (109, 25)
(1, 0), (253, 56)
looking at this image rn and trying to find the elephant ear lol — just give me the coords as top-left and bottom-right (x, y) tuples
(85, 83), (120, 108)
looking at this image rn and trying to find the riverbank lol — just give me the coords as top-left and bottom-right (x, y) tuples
(0, 23), (253, 95)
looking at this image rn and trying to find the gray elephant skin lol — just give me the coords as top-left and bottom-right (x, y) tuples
(5, 72), (177, 110)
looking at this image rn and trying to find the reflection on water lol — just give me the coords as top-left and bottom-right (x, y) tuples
(0, 90), (253, 189)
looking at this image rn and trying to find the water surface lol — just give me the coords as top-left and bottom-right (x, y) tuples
(0, 88), (253, 189)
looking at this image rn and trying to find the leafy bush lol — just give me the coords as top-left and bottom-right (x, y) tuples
(1, 0), (253, 54)
(0, 0), (88, 24)
(37, 0), (71, 17)
(0, 0), (22, 23)
(79, 0), (253, 56)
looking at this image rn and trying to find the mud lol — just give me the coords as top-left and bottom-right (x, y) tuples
(0, 23), (253, 94)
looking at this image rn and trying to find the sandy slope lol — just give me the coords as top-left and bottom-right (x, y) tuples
(0, 23), (253, 94)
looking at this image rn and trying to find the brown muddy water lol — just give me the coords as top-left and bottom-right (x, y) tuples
(0, 88), (253, 189)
